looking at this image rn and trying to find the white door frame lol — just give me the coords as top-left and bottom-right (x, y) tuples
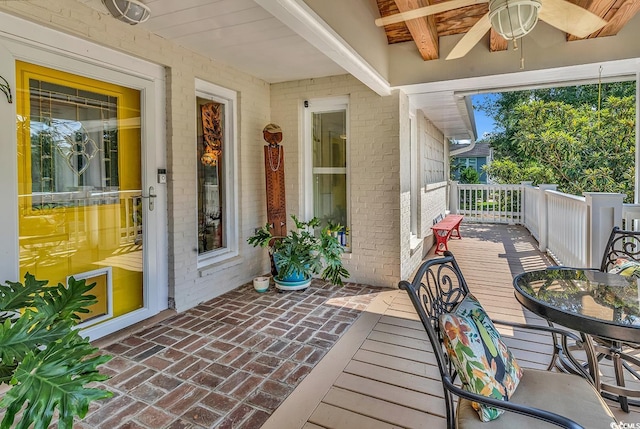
(0, 12), (168, 341)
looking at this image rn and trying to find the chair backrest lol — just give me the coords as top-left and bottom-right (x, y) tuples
(600, 226), (640, 272)
(433, 213), (444, 225)
(398, 251), (470, 429)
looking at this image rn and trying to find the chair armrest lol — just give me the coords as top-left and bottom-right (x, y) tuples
(491, 319), (583, 344)
(492, 319), (594, 382)
(442, 377), (585, 429)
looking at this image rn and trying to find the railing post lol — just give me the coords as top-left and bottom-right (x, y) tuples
(537, 184), (557, 252)
(520, 181), (533, 226)
(450, 181), (459, 214)
(584, 193), (625, 268)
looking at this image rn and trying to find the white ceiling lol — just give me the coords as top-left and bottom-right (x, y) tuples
(81, 0), (640, 142)
(82, 0), (347, 82)
(77, 0), (486, 139)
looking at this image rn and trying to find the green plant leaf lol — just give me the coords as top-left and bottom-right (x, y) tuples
(0, 331), (112, 429)
(246, 223), (273, 248)
(32, 277), (97, 323)
(0, 311), (76, 368)
(0, 273), (48, 314)
(0, 363), (16, 385)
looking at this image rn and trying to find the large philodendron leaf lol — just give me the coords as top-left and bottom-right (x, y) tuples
(0, 311), (73, 367)
(0, 273), (48, 314)
(33, 277), (97, 323)
(0, 331), (112, 429)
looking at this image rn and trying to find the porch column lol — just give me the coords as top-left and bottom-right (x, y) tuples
(584, 192), (625, 268)
(449, 180), (459, 214)
(636, 71), (639, 204)
(537, 184), (557, 253)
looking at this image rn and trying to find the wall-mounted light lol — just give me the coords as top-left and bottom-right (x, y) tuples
(102, 0), (151, 25)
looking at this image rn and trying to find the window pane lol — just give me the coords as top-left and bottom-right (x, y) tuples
(197, 97), (225, 254)
(29, 78), (119, 198)
(313, 173), (347, 227)
(313, 111), (346, 168)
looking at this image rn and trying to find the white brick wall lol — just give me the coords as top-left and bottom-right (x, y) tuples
(0, 0), (272, 312)
(401, 109), (447, 280)
(0, 0), (451, 306)
(271, 75), (402, 288)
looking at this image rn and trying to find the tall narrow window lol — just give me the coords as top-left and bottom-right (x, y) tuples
(305, 98), (349, 246)
(410, 114), (418, 237)
(196, 80), (237, 264)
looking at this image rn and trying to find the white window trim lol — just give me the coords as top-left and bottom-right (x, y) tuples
(302, 96), (350, 228)
(195, 79), (239, 267)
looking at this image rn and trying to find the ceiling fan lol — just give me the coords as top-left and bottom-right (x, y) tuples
(374, 0), (608, 60)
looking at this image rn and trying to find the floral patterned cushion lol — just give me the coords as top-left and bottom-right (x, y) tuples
(440, 294), (523, 422)
(608, 257), (640, 278)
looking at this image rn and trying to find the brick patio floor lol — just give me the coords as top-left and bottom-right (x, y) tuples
(77, 280), (383, 429)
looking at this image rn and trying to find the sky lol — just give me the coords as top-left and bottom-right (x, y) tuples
(471, 93), (498, 139)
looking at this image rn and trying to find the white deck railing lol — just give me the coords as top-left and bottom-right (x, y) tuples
(522, 185), (540, 241)
(623, 204), (640, 231)
(456, 184), (523, 224)
(545, 190), (588, 267)
(451, 181), (627, 268)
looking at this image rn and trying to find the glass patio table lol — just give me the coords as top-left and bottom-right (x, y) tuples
(513, 267), (640, 411)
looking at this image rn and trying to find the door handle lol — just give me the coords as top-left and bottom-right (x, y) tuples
(141, 186), (157, 211)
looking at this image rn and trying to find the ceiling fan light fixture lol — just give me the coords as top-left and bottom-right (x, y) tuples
(102, 0), (151, 25)
(489, 0), (541, 40)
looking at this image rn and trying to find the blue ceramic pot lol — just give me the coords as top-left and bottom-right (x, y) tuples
(273, 253), (310, 282)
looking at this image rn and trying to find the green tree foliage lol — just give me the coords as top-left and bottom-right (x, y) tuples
(0, 274), (112, 429)
(459, 166), (480, 184)
(479, 82), (636, 201)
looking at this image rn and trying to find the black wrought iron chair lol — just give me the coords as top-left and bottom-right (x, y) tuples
(593, 226), (640, 411)
(399, 251), (617, 429)
(600, 226), (640, 272)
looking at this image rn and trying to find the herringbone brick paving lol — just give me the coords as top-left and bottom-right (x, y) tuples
(77, 280), (383, 429)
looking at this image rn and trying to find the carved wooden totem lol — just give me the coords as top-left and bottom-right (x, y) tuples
(263, 123), (286, 238)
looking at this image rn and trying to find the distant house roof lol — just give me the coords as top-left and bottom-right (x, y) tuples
(449, 142), (492, 158)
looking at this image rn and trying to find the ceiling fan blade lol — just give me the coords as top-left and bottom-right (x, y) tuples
(539, 0), (607, 38)
(446, 13), (491, 60)
(375, 0), (488, 27)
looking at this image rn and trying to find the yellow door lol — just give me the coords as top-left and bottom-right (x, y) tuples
(16, 61), (144, 326)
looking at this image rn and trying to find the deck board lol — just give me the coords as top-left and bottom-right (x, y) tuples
(263, 223), (640, 428)
(321, 387), (441, 428)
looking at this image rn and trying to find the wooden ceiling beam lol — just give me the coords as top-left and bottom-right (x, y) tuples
(566, 0), (618, 40)
(394, 0), (439, 60)
(489, 29), (508, 52)
(591, 0), (640, 38)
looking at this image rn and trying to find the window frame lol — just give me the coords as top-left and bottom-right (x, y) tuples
(303, 96), (350, 242)
(195, 79), (238, 267)
(409, 112), (419, 237)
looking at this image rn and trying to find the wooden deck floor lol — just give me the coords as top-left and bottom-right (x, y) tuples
(263, 223), (640, 429)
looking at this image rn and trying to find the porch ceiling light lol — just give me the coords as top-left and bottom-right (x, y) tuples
(489, 0), (542, 40)
(102, 0), (151, 25)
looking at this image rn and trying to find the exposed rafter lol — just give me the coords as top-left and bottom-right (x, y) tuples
(394, 0), (439, 60)
(376, 0), (640, 60)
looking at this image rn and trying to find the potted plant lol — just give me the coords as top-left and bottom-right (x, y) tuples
(247, 215), (350, 291)
(0, 273), (112, 428)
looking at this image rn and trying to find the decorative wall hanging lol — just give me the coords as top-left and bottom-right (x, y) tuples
(0, 75), (12, 104)
(263, 123), (287, 243)
(200, 102), (223, 166)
